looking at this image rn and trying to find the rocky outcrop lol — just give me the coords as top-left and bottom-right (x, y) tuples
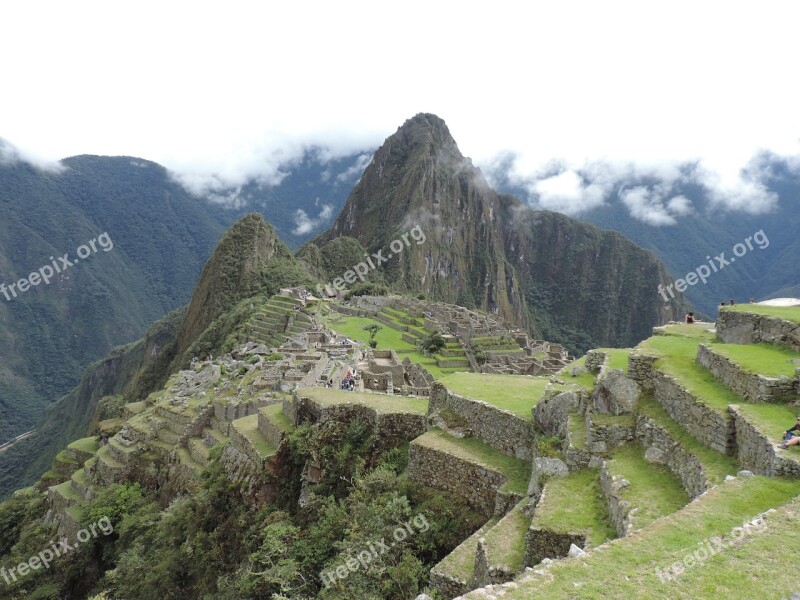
(592, 369), (640, 415)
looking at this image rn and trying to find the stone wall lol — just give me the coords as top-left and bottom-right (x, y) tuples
(585, 350), (607, 373)
(523, 527), (586, 567)
(290, 395), (427, 451)
(651, 372), (736, 455)
(697, 344), (798, 403)
(429, 384), (535, 460)
(599, 460), (633, 537)
(585, 413), (636, 454)
(407, 442), (509, 516)
(473, 539), (515, 587)
(717, 310), (800, 351)
(729, 407), (800, 477)
(429, 570), (470, 600)
(635, 414), (709, 498)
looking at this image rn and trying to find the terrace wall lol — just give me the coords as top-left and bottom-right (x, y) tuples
(408, 442), (509, 516)
(729, 406), (800, 477)
(696, 344), (798, 403)
(429, 383), (535, 460)
(717, 310), (800, 352)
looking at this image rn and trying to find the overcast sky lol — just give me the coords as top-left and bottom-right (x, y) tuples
(2, 1), (798, 224)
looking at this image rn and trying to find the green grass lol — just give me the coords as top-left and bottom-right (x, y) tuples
(638, 334), (742, 413)
(735, 403), (800, 449)
(568, 412), (587, 449)
(557, 355), (597, 389)
(414, 429), (530, 494)
(298, 387), (428, 415)
(502, 476), (800, 600)
(232, 414), (276, 459)
(326, 314), (469, 378)
(595, 348), (633, 372)
(53, 479), (84, 503)
(437, 372), (550, 419)
(636, 395), (737, 484)
(656, 323), (716, 339)
(481, 501), (530, 572)
(532, 469), (617, 546)
(435, 518), (498, 581)
(607, 444), (690, 530)
(723, 304), (800, 324)
(261, 403), (294, 431)
(708, 342), (800, 378)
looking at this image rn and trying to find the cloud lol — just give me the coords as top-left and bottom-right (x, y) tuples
(1, 2), (799, 224)
(335, 153), (372, 184)
(292, 202), (333, 236)
(619, 185), (693, 226)
(0, 138), (65, 173)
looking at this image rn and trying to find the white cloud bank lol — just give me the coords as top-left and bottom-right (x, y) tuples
(0, 1), (798, 224)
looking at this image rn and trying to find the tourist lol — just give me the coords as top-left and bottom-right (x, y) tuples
(729, 299), (735, 305)
(779, 416), (800, 449)
(684, 312), (695, 324)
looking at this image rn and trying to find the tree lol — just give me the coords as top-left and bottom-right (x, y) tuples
(363, 324), (382, 349)
(420, 331), (445, 355)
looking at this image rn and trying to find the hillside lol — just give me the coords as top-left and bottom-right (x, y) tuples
(0, 154), (226, 445)
(314, 114), (687, 353)
(0, 287), (797, 598)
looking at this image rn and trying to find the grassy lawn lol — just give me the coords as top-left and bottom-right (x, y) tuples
(558, 355), (597, 389)
(260, 403), (294, 431)
(502, 476), (800, 600)
(708, 342), (800, 378)
(415, 429), (531, 494)
(636, 395), (737, 484)
(568, 412), (587, 448)
(656, 322), (717, 339)
(482, 501), (530, 572)
(67, 436), (100, 455)
(593, 348), (634, 372)
(723, 304), (800, 324)
(299, 387), (428, 415)
(437, 372), (550, 418)
(607, 444), (689, 530)
(326, 314), (468, 378)
(435, 518), (498, 581)
(532, 469), (617, 547)
(639, 334), (743, 413)
(232, 414), (276, 458)
(735, 402), (800, 448)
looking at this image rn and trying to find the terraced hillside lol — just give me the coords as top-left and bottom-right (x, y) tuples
(455, 304), (800, 599)
(9, 303), (800, 599)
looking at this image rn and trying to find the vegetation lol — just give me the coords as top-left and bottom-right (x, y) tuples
(437, 372), (550, 419)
